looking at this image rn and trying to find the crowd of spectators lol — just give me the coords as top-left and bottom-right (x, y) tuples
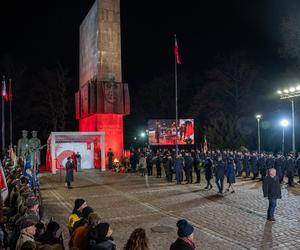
(0, 155), (196, 250)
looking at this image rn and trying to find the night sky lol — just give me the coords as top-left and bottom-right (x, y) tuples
(0, 0), (299, 150)
(0, 0), (289, 83)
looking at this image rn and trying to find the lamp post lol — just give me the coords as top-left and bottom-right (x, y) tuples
(280, 119), (289, 155)
(255, 114), (262, 153)
(277, 86), (300, 153)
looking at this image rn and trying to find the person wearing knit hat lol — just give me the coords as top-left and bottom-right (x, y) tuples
(73, 199), (87, 213)
(170, 219), (195, 250)
(89, 222), (116, 250)
(68, 198), (87, 234)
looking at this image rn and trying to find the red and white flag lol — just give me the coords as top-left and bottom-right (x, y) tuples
(0, 165), (8, 201)
(1, 78), (8, 102)
(203, 135), (208, 153)
(8, 79), (12, 101)
(174, 36), (181, 65)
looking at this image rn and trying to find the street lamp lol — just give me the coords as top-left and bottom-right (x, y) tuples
(277, 86), (300, 153)
(255, 114), (262, 153)
(280, 119), (289, 155)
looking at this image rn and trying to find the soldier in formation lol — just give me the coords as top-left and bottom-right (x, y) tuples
(131, 148), (300, 192)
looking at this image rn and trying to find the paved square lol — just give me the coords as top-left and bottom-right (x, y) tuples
(40, 170), (300, 249)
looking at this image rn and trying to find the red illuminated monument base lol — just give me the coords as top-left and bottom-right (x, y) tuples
(79, 114), (124, 163)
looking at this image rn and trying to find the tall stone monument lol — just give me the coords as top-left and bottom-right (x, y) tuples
(76, 0), (130, 161)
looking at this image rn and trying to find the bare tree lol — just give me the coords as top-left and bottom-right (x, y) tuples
(189, 52), (259, 148)
(32, 63), (71, 132)
(189, 52), (258, 119)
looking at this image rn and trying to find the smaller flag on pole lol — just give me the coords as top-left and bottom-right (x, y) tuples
(8, 79), (12, 101)
(1, 77), (8, 102)
(203, 135), (208, 153)
(174, 35), (181, 65)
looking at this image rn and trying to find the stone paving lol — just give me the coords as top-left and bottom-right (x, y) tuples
(40, 170), (300, 250)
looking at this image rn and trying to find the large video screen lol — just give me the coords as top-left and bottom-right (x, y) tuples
(148, 119), (194, 145)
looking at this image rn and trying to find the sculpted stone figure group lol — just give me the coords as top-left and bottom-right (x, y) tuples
(17, 130), (41, 166)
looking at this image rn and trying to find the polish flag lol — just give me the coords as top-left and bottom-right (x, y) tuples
(1, 78), (8, 102)
(174, 37), (181, 65)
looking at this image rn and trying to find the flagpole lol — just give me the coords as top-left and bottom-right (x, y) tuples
(174, 34), (179, 157)
(1, 76), (5, 156)
(9, 79), (12, 148)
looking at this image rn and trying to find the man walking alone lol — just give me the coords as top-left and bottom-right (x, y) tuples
(65, 157), (74, 189)
(263, 168), (281, 222)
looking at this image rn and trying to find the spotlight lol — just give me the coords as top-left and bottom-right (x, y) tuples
(255, 114), (262, 120)
(289, 87), (296, 92)
(280, 119), (289, 127)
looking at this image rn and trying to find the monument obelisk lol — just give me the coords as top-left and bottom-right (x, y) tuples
(76, 0), (130, 167)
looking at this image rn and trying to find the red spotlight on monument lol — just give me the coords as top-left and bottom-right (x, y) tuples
(76, 0), (130, 166)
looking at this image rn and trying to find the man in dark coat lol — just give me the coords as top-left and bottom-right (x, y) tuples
(215, 155), (226, 193)
(65, 157), (74, 189)
(263, 168), (282, 222)
(166, 154), (174, 182)
(130, 150), (138, 172)
(175, 155), (184, 184)
(244, 153), (251, 178)
(107, 148), (114, 170)
(285, 154), (295, 186)
(250, 152), (259, 180)
(185, 153), (194, 184)
(258, 153), (266, 181)
(274, 153), (284, 184)
(193, 151), (201, 184)
(234, 152), (243, 177)
(266, 154), (275, 171)
(204, 157), (213, 189)
(146, 153), (153, 176)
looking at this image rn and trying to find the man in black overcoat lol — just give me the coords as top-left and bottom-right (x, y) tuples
(263, 168), (281, 222)
(65, 157), (74, 189)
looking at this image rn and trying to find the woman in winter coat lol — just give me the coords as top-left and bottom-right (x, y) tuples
(89, 222), (116, 250)
(123, 228), (149, 250)
(226, 157), (236, 193)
